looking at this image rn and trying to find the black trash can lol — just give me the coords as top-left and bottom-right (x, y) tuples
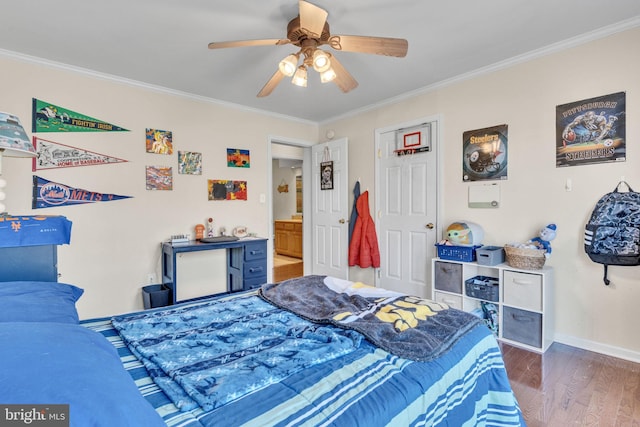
(142, 284), (171, 309)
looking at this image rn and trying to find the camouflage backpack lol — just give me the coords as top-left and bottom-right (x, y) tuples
(584, 181), (640, 285)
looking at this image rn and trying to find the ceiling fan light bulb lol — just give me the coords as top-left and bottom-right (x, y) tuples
(312, 50), (331, 72)
(320, 67), (336, 83)
(279, 54), (298, 77)
(292, 66), (308, 87)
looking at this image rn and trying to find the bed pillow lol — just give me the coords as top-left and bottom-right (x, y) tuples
(0, 281), (84, 324)
(0, 322), (165, 426)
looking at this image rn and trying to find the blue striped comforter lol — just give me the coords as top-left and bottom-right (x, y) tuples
(82, 290), (525, 426)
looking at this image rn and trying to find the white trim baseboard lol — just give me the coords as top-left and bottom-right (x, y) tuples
(554, 333), (640, 364)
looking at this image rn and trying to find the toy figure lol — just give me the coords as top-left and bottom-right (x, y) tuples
(528, 223), (557, 257)
(207, 217), (215, 237)
(445, 221), (484, 247)
(195, 224), (205, 240)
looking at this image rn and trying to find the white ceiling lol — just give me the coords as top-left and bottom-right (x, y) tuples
(2, 1), (640, 123)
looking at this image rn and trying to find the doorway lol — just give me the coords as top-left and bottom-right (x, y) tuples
(269, 138), (311, 283)
(272, 156), (304, 282)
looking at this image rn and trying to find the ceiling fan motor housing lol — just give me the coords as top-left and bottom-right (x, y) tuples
(287, 17), (331, 46)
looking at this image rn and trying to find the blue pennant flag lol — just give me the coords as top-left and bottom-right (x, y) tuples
(32, 176), (132, 209)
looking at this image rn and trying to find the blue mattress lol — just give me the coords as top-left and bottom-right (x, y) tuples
(82, 290), (525, 426)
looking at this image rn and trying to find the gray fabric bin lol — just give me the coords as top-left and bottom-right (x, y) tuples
(434, 261), (462, 293)
(503, 306), (542, 348)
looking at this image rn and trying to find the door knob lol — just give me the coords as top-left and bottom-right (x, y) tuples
(339, 218), (346, 224)
(425, 223), (434, 229)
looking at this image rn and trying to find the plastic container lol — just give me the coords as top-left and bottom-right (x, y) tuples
(476, 246), (505, 266)
(464, 275), (499, 301)
(142, 284), (171, 309)
(435, 244), (481, 262)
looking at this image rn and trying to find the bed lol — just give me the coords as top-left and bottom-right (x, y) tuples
(0, 248), (525, 426)
(0, 232), (525, 427)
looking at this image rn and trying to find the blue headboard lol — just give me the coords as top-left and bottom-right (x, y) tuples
(0, 245), (58, 282)
(0, 215), (70, 282)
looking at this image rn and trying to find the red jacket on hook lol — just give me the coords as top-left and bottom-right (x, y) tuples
(348, 191), (380, 268)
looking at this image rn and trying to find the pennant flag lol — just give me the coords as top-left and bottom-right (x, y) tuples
(32, 98), (129, 133)
(32, 176), (132, 209)
(32, 137), (128, 171)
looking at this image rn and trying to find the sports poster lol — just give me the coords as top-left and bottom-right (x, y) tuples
(32, 137), (128, 170)
(32, 176), (132, 209)
(462, 124), (508, 182)
(32, 99), (129, 133)
(556, 92), (626, 167)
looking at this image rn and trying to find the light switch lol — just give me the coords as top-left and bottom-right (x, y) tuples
(565, 179), (572, 192)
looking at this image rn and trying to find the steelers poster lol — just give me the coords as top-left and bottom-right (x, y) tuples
(556, 92), (626, 167)
(462, 124), (508, 182)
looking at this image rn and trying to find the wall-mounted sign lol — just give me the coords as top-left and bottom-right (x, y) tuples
(555, 91), (626, 167)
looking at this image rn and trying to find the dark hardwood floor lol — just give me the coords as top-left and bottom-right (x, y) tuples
(501, 342), (640, 426)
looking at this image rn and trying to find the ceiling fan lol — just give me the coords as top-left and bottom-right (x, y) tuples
(207, 0), (408, 97)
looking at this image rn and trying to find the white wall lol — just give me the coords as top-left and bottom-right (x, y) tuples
(272, 159), (299, 220)
(322, 28), (640, 360)
(1, 55), (317, 318)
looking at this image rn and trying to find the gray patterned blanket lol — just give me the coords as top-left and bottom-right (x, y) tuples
(259, 275), (482, 362)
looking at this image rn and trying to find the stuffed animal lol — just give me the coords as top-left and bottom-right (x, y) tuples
(445, 221), (484, 247)
(528, 223), (557, 257)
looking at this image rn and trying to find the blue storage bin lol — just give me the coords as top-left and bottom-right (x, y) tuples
(435, 244), (481, 262)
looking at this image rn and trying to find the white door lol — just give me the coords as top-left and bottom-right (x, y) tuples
(311, 138), (349, 279)
(375, 120), (438, 297)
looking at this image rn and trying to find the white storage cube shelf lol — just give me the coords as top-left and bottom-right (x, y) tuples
(432, 258), (554, 353)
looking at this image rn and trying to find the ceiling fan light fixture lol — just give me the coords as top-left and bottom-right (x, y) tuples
(312, 50), (331, 72)
(291, 65), (308, 87)
(320, 67), (336, 83)
(278, 54), (299, 77)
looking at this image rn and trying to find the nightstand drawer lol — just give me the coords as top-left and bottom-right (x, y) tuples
(434, 291), (463, 310)
(503, 270), (542, 311)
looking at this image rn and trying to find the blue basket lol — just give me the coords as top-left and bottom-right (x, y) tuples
(435, 244), (481, 262)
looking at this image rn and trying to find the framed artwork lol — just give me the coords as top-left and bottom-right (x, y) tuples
(227, 148), (250, 168)
(146, 128), (173, 155)
(208, 180), (247, 200)
(178, 151), (202, 175)
(555, 91), (626, 167)
(146, 166), (173, 190)
(462, 124), (508, 182)
(320, 161), (333, 190)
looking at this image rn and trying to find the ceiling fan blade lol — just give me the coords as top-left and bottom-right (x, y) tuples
(257, 69), (286, 97)
(329, 55), (358, 93)
(326, 35), (408, 57)
(208, 39), (291, 49)
(298, 0), (328, 39)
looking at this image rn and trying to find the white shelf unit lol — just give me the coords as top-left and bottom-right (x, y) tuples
(431, 258), (554, 353)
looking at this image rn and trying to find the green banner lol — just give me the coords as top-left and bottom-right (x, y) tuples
(32, 98), (129, 133)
